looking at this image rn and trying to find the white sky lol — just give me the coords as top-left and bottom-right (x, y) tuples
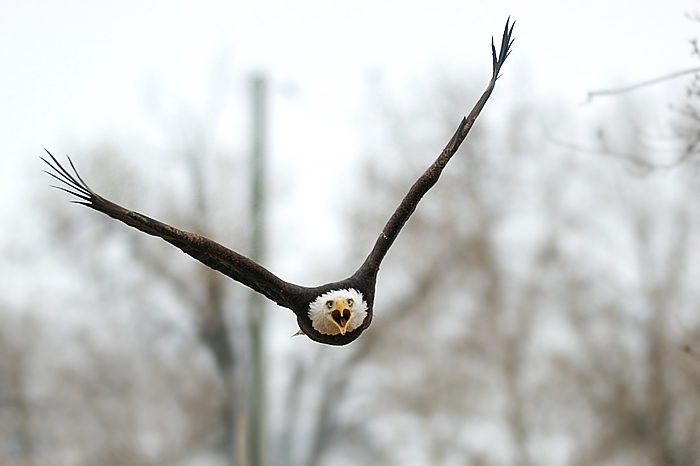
(2, 0), (699, 281)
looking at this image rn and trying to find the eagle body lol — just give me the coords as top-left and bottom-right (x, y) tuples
(42, 19), (514, 346)
(245, 264), (377, 345)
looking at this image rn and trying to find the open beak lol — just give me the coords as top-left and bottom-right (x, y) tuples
(330, 298), (352, 335)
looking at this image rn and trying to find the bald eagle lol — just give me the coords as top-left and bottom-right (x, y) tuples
(42, 19), (514, 346)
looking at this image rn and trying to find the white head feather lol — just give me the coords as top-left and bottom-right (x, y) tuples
(308, 288), (368, 336)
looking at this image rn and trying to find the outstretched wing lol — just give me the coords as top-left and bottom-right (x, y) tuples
(41, 150), (305, 310)
(358, 18), (515, 276)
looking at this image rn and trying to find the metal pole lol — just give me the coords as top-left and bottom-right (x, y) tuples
(248, 74), (267, 466)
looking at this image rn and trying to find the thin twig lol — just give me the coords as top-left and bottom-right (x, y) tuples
(585, 67), (700, 104)
(542, 124), (694, 171)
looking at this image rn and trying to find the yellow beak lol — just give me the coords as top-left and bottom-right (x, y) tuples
(330, 298), (352, 335)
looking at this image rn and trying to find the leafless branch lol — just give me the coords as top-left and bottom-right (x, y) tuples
(585, 67), (700, 104)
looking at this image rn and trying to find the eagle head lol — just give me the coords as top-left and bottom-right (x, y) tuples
(307, 289), (368, 336)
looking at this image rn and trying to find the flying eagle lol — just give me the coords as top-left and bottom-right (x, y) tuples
(42, 19), (514, 346)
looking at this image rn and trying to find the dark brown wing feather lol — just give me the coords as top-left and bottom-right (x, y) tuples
(41, 150), (305, 310)
(358, 18), (515, 276)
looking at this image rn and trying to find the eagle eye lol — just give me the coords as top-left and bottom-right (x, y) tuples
(326, 300), (334, 309)
(347, 298), (354, 307)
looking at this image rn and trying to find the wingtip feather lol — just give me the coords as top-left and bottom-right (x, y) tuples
(41, 151), (95, 204)
(490, 17), (515, 80)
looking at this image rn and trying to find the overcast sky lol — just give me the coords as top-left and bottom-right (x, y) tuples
(2, 0), (698, 279)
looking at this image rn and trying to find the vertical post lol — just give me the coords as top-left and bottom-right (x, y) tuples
(248, 74), (267, 466)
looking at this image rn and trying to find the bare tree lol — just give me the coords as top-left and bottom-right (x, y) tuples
(0, 307), (37, 465)
(7, 45), (700, 466)
(13, 124), (251, 465)
(271, 69), (700, 466)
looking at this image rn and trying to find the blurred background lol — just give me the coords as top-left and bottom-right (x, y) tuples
(3, 1), (700, 465)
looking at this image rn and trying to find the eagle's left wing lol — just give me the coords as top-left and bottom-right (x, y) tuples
(358, 18), (515, 277)
(42, 151), (305, 310)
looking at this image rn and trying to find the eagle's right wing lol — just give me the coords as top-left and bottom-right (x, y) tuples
(42, 151), (305, 310)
